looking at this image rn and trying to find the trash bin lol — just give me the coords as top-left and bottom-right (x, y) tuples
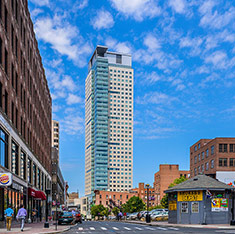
(146, 214), (151, 223)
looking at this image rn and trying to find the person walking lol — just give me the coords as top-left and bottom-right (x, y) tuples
(4, 205), (14, 231)
(16, 205), (27, 232)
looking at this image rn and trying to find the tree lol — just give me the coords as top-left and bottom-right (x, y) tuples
(149, 204), (163, 211)
(122, 196), (145, 213)
(91, 204), (106, 217)
(112, 207), (120, 216)
(160, 194), (168, 208)
(100, 207), (111, 217)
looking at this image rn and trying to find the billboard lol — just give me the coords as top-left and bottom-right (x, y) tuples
(216, 171), (235, 187)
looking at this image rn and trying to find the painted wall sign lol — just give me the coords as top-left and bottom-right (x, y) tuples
(211, 198), (228, 212)
(178, 191), (203, 202)
(0, 173), (12, 186)
(169, 200), (177, 211)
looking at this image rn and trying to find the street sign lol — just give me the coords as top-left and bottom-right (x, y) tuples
(0, 173), (12, 186)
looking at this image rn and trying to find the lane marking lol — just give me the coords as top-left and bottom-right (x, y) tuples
(124, 227), (131, 230)
(78, 227), (83, 230)
(113, 227), (119, 230)
(168, 227), (179, 230)
(157, 227), (167, 230)
(90, 227), (95, 230)
(101, 227), (107, 230)
(146, 227), (155, 230)
(135, 227), (143, 230)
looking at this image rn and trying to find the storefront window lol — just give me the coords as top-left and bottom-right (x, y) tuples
(12, 141), (19, 175)
(33, 163), (37, 187)
(37, 168), (41, 189)
(20, 151), (26, 180)
(28, 157), (32, 184)
(41, 173), (44, 191)
(0, 127), (8, 168)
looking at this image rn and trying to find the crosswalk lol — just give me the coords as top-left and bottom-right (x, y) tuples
(76, 225), (179, 232)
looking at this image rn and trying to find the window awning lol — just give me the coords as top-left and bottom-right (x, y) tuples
(28, 188), (46, 200)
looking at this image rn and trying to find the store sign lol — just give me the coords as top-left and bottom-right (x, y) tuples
(0, 173), (12, 186)
(211, 198), (228, 212)
(178, 191), (203, 202)
(169, 201), (177, 211)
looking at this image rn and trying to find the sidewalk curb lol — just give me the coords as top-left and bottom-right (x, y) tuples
(37, 226), (72, 234)
(119, 220), (235, 229)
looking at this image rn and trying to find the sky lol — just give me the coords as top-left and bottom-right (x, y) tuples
(28, 0), (235, 196)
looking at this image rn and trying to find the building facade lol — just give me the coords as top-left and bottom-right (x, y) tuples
(94, 190), (136, 208)
(51, 120), (59, 155)
(131, 183), (156, 208)
(190, 138), (235, 178)
(154, 165), (190, 205)
(0, 0), (52, 224)
(85, 46), (133, 197)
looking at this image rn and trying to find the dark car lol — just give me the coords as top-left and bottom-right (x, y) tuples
(74, 211), (82, 223)
(58, 211), (74, 225)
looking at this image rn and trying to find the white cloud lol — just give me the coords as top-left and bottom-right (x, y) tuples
(205, 50), (227, 69)
(61, 76), (77, 92)
(110, 0), (161, 21)
(66, 94), (83, 105)
(143, 34), (161, 51)
(105, 37), (132, 54)
(76, 0), (88, 9)
(168, 0), (186, 14)
(92, 10), (114, 30)
(30, 0), (49, 6)
(35, 16), (92, 67)
(179, 36), (203, 56)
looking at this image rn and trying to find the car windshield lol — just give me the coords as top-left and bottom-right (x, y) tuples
(62, 212), (73, 217)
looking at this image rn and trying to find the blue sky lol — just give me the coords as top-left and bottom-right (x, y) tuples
(28, 0), (235, 196)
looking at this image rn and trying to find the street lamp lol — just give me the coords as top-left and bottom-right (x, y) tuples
(145, 184), (151, 223)
(231, 189), (235, 225)
(44, 189), (51, 228)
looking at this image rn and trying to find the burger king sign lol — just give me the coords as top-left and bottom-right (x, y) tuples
(0, 173), (12, 186)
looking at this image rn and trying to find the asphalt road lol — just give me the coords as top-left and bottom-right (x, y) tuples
(64, 221), (235, 234)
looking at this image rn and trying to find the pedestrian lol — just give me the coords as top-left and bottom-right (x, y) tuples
(16, 205), (27, 232)
(4, 205), (14, 231)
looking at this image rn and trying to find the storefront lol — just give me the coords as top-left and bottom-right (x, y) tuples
(28, 188), (46, 222)
(165, 174), (233, 224)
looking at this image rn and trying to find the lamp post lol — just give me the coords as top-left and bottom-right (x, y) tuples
(146, 184), (151, 223)
(44, 189), (51, 228)
(55, 193), (58, 231)
(231, 189), (235, 225)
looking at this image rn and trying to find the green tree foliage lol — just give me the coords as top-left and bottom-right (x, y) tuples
(112, 207), (120, 216)
(122, 196), (145, 213)
(149, 205), (164, 211)
(91, 204), (108, 217)
(160, 176), (188, 208)
(160, 194), (168, 208)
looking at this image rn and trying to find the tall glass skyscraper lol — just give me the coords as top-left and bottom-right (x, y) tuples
(85, 46), (133, 197)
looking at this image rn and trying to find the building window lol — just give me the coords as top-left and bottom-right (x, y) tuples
(230, 158), (235, 167)
(33, 163), (37, 187)
(219, 144), (228, 153)
(11, 141), (19, 175)
(28, 157), (32, 184)
(198, 143), (200, 149)
(201, 164), (204, 173)
(198, 154), (201, 162)
(206, 149), (209, 157)
(20, 151), (26, 180)
(0, 127), (8, 168)
(194, 145), (197, 152)
(206, 162), (209, 171)
(229, 144), (235, 152)
(37, 168), (41, 189)
(201, 152), (204, 160)
(219, 158), (227, 167)
(116, 54), (122, 64)
(194, 156), (197, 164)
(211, 145), (214, 155)
(198, 166), (200, 174)
(194, 168), (197, 176)
(211, 159), (214, 169)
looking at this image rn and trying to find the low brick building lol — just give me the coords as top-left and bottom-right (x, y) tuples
(190, 137), (235, 181)
(131, 183), (156, 207)
(154, 165), (190, 205)
(94, 190), (137, 208)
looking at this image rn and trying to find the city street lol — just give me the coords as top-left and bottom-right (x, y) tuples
(65, 221), (235, 234)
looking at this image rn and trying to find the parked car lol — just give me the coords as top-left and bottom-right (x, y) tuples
(74, 211), (82, 223)
(129, 212), (139, 220)
(58, 211), (74, 225)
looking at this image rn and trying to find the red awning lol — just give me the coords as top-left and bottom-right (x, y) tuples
(35, 191), (46, 200)
(28, 188), (46, 200)
(28, 188), (36, 197)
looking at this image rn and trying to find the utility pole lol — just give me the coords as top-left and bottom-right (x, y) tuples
(146, 184), (151, 223)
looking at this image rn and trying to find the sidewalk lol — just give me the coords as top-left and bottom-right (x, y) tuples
(122, 220), (235, 229)
(0, 222), (72, 234)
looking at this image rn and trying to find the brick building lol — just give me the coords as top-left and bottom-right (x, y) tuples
(190, 138), (235, 178)
(94, 190), (137, 208)
(131, 183), (156, 208)
(154, 165), (190, 205)
(0, 0), (52, 224)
